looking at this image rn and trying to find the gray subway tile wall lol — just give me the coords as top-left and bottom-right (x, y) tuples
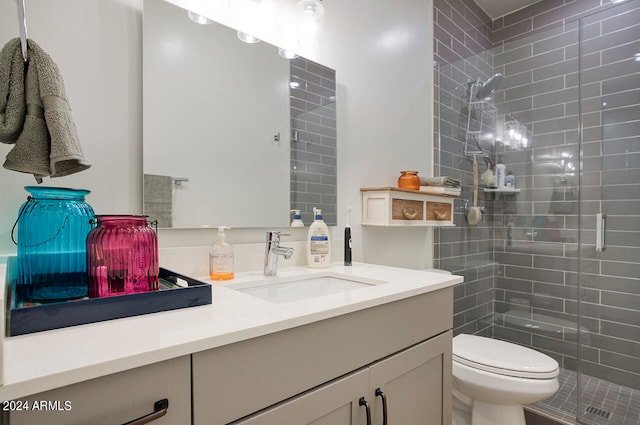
(434, 0), (495, 337)
(290, 57), (337, 225)
(434, 0), (640, 391)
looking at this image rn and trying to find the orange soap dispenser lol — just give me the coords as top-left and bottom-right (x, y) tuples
(209, 226), (234, 280)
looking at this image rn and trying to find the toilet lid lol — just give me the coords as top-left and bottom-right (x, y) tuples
(453, 334), (559, 379)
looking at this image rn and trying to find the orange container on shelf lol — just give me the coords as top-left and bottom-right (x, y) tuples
(398, 171), (420, 190)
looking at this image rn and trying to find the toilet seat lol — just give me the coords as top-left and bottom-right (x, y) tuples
(453, 334), (559, 379)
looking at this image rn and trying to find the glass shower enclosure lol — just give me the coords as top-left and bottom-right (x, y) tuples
(577, 2), (640, 424)
(435, 0), (640, 423)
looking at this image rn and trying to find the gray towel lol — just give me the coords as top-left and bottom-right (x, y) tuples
(0, 38), (26, 144)
(420, 176), (462, 188)
(3, 38), (90, 179)
(143, 174), (173, 228)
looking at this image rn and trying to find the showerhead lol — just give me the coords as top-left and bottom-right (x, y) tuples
(476, 73), (504, 99)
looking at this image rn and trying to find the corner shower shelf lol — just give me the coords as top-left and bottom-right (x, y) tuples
(483, 188), (520, 193)
(484, 188), (520, 199)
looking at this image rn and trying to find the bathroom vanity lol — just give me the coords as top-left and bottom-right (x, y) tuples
(0, 262), (461, 425)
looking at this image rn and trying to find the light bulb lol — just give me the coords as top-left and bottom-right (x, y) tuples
(187, 11), (213, 25)
(237, 31), (261, 43)
(297, 0), (323, 19)
(278, 48), (299, 59)
(296, 0), (324, 46)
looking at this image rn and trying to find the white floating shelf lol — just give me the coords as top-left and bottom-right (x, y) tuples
(361, 187), (456, 227)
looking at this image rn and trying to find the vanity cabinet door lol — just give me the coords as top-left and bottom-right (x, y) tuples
(369, 331), (452, 425)
(7, 356), (190, 425)
(232, 369), (369, 425)
(233, 331), (452, 425)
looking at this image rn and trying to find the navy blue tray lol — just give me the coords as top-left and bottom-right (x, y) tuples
(5, 259), (212, 336)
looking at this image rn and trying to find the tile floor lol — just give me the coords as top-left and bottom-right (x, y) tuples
(529, 368), (640, 425)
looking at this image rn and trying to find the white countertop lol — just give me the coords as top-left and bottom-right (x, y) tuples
(0, 262), (462, 400)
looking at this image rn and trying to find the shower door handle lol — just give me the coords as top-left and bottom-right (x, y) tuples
(596, 213), (607, 252)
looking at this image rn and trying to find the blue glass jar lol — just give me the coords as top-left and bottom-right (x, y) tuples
(15, 186), (95, 302)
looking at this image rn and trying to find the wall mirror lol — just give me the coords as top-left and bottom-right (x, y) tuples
(143, 0), (337, 228)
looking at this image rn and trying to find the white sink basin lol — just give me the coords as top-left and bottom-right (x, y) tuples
(228, 273), (386, 304)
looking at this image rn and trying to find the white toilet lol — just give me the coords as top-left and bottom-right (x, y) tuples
(452, 334), (560, 425)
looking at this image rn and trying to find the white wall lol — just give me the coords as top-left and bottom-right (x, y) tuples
(0, 0), (434, 270)
(0, 0), (143, 254)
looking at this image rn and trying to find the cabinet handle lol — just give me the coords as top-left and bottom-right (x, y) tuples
(121, 399), (169, 425)
(401, 208), (419, 220)
(433, 210), (448, 220)
(359, 397), (372, 425)
(375, 388), (388, 425)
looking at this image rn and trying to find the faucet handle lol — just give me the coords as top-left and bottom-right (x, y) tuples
(266, 230), (279, 243)
(266, 230), (290, 239)
(266, 230), (290, 245)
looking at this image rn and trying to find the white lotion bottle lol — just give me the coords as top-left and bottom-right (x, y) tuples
(290, 209), (304, 227)
(307, 208), (330, 268)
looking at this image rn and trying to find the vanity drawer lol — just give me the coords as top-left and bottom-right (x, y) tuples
(362, 187), (455, 226)
(7, 356), (191, 425)
(391, 198), (424, 220)
(426, 200), (452, 221)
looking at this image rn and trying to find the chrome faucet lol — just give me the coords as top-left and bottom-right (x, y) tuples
(264, 231), (294, 276)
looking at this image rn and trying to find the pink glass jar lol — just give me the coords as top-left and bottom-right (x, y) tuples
(86, 215), (159, 298)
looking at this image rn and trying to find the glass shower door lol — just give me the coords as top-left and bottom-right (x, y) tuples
(578, 1), (640, 424)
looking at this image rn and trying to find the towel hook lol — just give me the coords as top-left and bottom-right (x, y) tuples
(17, 0), (28, 62)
